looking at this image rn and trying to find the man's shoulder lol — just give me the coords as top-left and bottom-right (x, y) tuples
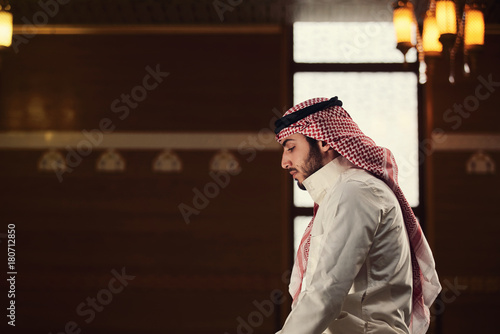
(337, 167), (380, 188)
(342, 168), (391, 188)
(328, 168), (396, 203)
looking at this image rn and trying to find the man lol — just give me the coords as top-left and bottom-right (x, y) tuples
(274, 97), (441, 334)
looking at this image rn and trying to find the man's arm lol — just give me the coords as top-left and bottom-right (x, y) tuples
(279, 179), (383, 334)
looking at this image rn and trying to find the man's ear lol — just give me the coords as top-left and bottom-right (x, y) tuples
(319, 141), (331, 153)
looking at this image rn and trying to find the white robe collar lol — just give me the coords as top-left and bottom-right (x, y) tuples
(302, 155), (356, 206)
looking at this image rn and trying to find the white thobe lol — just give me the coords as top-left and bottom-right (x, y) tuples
(278, 156), (413, 334)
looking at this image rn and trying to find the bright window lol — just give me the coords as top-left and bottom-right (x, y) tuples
(292, 22), (420, 255)
(293, 72), (419, 208)
(293, 216), (312, 256)
(293, 22), (417, 63)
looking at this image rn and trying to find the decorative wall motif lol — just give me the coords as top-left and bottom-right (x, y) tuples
(33, 148), (249, 175)
(96, 149), (126, 172)
(209, 149), (241, 174)
(37, 149), (67, 172)
(152, 149), (182, 172)
(15, 132), (276, 175)
(466, 151), (495, 174)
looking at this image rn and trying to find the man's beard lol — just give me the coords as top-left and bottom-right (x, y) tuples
(297, 143), (324, 190)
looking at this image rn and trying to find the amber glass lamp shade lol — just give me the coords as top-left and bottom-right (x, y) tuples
(393, 1), (414, 58)
(464, 5), (485, 49)
(423, 11), (443, 55)
(436, 0), (457, 34)
(0, 9), (12, 48)
(436, 0), (457, 51)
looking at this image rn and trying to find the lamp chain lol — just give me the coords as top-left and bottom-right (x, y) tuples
(449, 10), (466, 83)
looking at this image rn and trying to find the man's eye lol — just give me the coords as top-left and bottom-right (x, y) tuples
(287, 147), (295, 152)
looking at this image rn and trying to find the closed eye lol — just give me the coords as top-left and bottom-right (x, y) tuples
(287, 147), (295, 152)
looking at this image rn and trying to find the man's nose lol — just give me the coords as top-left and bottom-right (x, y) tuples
(281, 153), (290, 169)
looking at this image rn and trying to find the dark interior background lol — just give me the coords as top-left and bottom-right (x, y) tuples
(0, 1), (499, 333)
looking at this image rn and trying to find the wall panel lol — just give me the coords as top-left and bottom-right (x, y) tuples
(426, 33), (500, 334)
(0, 28), (290, 334)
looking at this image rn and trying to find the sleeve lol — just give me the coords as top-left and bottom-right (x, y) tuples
(279, 180), (383, 334)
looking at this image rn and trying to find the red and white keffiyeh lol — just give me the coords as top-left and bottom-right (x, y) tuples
(277, 97), (441, 334)
(290, 203), (319, 304)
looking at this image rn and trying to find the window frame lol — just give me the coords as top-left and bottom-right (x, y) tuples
(288, 23), (426, 260)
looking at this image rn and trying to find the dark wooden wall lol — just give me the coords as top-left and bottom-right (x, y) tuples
(0, 29), (291, 334)
(1, 23), (499, 334)
(425, 33), (500, 334)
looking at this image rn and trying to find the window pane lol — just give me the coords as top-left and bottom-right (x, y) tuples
(293, 216), (312, 257)
(293, 72), (419, 207)
(293, 22), (417, 63)
(293, 181), (314, 207)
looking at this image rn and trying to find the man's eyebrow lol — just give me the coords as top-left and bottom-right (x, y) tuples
(281, 139), (294, 147)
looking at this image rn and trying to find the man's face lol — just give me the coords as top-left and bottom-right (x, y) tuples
(280, 133), (323, 190)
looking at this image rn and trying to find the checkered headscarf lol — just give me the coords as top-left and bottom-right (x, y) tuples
(276, 97), (441, 334)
